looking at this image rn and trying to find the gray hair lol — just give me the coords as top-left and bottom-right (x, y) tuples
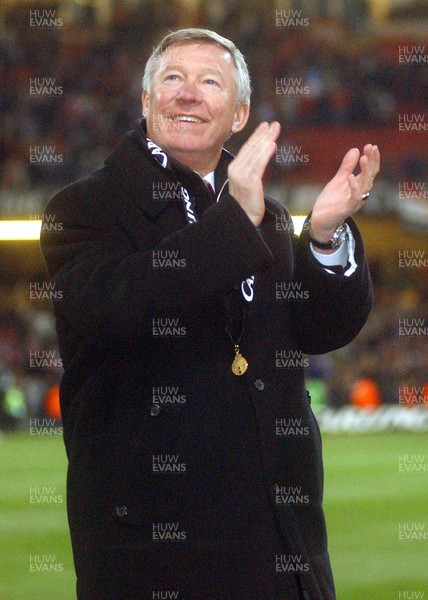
(142, 28), (251, 106)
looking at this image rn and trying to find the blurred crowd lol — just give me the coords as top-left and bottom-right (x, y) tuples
(0, 273), (427, 429)
(0, 2), (427, 427)
(307, 280), (428, 410)
(1, 0), (428, 191)
(0, 282), (61, 429)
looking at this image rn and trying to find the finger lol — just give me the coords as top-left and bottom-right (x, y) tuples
(241, 122), (270, 154)
(245, 122), (281, 165)
(242, 122), (280, 160)
(266, 121), (281, 142)
(359, 154), (373, 191)
(373, 144), (380, 167)
(237, 136), (278, 181)
(363, 143), (373, 157)
(373, 145), (380, 176)
(357, 145), (380, 191)
(251, 121), (281, 144)
(348, 173), (365, 209)
(234, 122), (280, 176)
(362, 144), (375, 173)
(362, 143), (380, 176)
(240, 121), (280, 159)
(335, 148), (360, 179)
(234, 122), (268, 164)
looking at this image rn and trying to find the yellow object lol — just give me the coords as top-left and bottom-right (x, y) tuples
(0, 220), (42, 241)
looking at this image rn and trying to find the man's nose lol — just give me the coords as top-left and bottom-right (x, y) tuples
(176, 80), (202, 103)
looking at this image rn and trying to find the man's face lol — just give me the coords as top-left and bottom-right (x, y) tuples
(142, 42), (249, 173)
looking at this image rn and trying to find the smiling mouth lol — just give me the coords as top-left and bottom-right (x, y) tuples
(167, 115), (205, 123)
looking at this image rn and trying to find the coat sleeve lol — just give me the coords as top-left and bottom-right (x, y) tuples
(40, 179), (275, 346)
(289, 217), (373, 355)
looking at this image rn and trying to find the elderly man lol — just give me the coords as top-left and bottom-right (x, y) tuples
(41, 28), (379, 600)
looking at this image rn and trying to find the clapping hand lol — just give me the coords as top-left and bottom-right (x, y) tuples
(309, 145), (380, 244)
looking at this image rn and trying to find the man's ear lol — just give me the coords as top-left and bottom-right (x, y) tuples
(231, 103), (250, 134)
(141, 91), (149, 117)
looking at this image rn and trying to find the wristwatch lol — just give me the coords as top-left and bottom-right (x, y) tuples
(306, 217), (347, 250)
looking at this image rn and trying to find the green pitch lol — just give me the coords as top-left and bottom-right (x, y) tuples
(324, 433), (427, 599)
(0, 431), (427, 599)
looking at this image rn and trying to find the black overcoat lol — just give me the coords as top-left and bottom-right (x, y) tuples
(41, 120), (372, 600)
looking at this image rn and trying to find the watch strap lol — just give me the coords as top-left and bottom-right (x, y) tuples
(303, 215), (347, 250)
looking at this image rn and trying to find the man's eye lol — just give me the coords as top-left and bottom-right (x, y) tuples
(205, 79), (219, 86)
(165, 74), (180, 81)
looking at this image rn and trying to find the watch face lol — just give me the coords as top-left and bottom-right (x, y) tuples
(331, 224), (347, 248)
(306, 218), (346, 250)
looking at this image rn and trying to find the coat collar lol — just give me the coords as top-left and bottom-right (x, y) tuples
(104, 119), (234, 218)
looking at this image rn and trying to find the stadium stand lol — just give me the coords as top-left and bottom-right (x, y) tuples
(0, 0), (427, 425)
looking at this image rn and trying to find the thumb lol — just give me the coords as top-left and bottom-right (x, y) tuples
(335, 148), (360, 178)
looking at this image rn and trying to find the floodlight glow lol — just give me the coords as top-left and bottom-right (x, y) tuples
(291, 216), (306, 235)
(0, 220), (42, 241)
(0, 216), (307, 241)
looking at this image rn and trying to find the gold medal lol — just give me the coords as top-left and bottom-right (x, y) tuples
(232, 345), (248, 376)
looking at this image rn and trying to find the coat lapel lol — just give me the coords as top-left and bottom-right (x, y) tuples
(104, 119), (222, 221)
(104, 128), (176, 219)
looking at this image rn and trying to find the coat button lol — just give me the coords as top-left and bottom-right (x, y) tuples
(150, 404), (161, 416)
(115, 505), (127, 517)
(254, 379), (265, 391)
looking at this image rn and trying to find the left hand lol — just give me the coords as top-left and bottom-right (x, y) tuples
(309, 144), (380, 243)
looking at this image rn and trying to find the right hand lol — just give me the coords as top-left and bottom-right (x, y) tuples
(228, 121), (281, 227)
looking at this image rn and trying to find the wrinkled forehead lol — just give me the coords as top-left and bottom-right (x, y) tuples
(155, 41), (236, 76)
